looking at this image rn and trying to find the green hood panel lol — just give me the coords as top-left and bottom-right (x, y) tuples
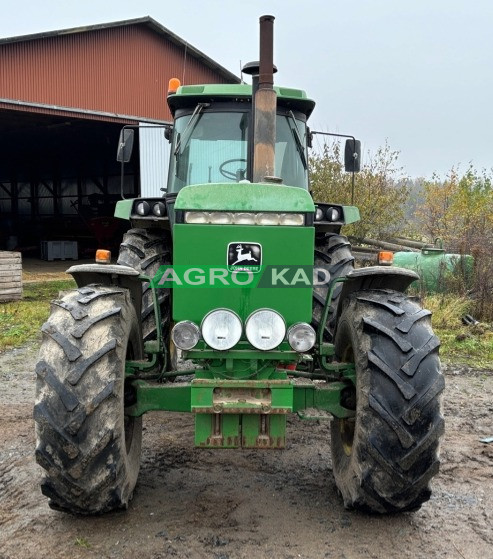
(172, 224), (314, 326)
(175, 183), (315, 213)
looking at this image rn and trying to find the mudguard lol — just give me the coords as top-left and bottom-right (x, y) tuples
(335, 266), (420, 322)
(66, 263), (143, 322)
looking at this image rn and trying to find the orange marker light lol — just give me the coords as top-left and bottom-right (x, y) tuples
(168, 78), (181, 94)
(95, 249), (111, 264)
(378, 251), (394, 266)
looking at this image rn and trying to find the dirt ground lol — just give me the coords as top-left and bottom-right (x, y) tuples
(0, 342), (492, 559)
(22, 258), (87, 282)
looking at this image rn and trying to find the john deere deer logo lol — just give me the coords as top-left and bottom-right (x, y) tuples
(227, 242), (262, 273)
(233, 244), (258, 265)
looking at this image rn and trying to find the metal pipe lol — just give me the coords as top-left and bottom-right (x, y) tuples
(258, 15), (274, 90)
(253, 15), (277, 183)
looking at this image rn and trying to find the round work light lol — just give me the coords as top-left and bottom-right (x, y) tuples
(152, 201), (166, 217)
(171, 321), (200, 351)
(326, 207), (341, 222)
(136, 201), (151, 216)
(245, 309), (286, 351)
(201, 309), (242, 350)
(287, 323), (316, 352)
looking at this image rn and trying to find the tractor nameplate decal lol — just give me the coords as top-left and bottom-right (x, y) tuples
(227, 242), (262, 273)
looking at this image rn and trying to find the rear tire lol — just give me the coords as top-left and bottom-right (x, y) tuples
(331, 289), (444, 513)
(312, 233), (354, 342)
(35, 285), (142, 514)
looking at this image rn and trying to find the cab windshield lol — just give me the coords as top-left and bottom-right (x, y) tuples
(167, 109), (308, 192)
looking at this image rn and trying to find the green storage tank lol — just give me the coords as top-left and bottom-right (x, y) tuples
(393, 248), (474, 293)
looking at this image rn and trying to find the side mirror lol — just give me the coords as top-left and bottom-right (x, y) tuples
(164, 125), (173, 143)
(116, 129), (135, 163)
(344, 139), (361, 173)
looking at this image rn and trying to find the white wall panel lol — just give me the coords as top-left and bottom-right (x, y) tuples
(139, 123), (170, 197)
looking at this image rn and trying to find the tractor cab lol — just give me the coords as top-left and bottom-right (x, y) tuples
(166, 81), (315, 192)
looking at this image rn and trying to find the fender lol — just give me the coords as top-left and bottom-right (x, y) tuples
(66, 263), (143, 324)
(335, 266), (420, 322)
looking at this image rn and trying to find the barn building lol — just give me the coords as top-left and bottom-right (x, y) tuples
(0, 17), (239, 256)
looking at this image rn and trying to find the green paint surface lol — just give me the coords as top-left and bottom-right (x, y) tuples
(175, 182), (315, 212)
(168, 83), (315, 118)
(172, 224), (314, 325)
(176, 83), (312, 102)
(114, 199), (134, 220)
(342, 205), (360, 224)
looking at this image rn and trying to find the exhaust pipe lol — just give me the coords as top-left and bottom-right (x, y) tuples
(253, 15), (277, 183)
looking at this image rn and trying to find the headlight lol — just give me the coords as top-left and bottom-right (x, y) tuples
(185, 211), (209, 224)
(256, 212), (280, 225)
(208, 211), (233, 224)
(201, 309), (242, 350)
(245, 309), (286, 351)
(136, 201), (150, 216)
(326, 207), (341, 221)
(234, 212), (257, 225)
(315, 207), (324, 221)
(184, 211), (304, 226)
(279, 213), (304, 226)
(152, 201), (166, 217)
(287, 323), (316, 352)
(171, 321), (200, 350)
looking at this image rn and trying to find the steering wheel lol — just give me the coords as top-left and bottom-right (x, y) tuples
(219, 158), (247, 181)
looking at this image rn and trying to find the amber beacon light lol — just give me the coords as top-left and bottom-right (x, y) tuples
(168, 78), (181, 94)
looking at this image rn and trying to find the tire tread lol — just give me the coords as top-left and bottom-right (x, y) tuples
(331, 289), (444, 513)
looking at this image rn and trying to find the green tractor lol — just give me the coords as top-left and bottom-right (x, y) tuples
(34, 16), (444, 515)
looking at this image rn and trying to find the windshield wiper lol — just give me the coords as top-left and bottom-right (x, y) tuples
(288, 110), (307, 169)
(174, 103), (209, 156)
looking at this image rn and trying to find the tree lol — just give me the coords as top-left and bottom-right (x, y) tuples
(309, 141), (409, 240)
(416, 166), (493, 318)
(416, 166), (493, 247)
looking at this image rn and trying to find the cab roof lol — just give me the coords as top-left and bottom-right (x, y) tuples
(167, 83), (316, 118)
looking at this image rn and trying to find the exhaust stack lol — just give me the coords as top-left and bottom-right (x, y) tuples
(253, 15), (277, 183)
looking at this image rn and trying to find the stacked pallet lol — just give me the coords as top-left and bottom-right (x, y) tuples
(0, 251), (22, 302)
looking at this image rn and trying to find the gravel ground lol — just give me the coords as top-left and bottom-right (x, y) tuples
(0, 342), (492, 559)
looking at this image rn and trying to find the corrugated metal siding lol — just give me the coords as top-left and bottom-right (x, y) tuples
(0, 25), (231, 122)
(139, 122), (170, 197)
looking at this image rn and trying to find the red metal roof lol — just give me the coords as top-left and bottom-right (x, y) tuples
(0, 17), (240, 123)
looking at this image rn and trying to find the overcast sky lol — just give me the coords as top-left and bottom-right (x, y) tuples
(0, 0), (491, 179)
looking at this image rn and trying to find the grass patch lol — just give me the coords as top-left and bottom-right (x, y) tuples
(425, 294), (493, 369)
(0, 280), (76, 352)
(74, 537), (91, 549)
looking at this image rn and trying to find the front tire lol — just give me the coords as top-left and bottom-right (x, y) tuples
(331, 289), (444, 513)
(35, 285), (142, 514)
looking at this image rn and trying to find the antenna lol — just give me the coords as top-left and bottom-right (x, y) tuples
(182, 41), (188, 84)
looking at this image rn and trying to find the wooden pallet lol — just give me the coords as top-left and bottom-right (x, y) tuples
(0, 251), (22, 302)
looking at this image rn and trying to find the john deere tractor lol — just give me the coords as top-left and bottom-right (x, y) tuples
(34, 16), (444, 515)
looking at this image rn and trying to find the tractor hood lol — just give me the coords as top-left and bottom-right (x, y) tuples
(168, 182), (315, 336)
(174, 182), (315, 213)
